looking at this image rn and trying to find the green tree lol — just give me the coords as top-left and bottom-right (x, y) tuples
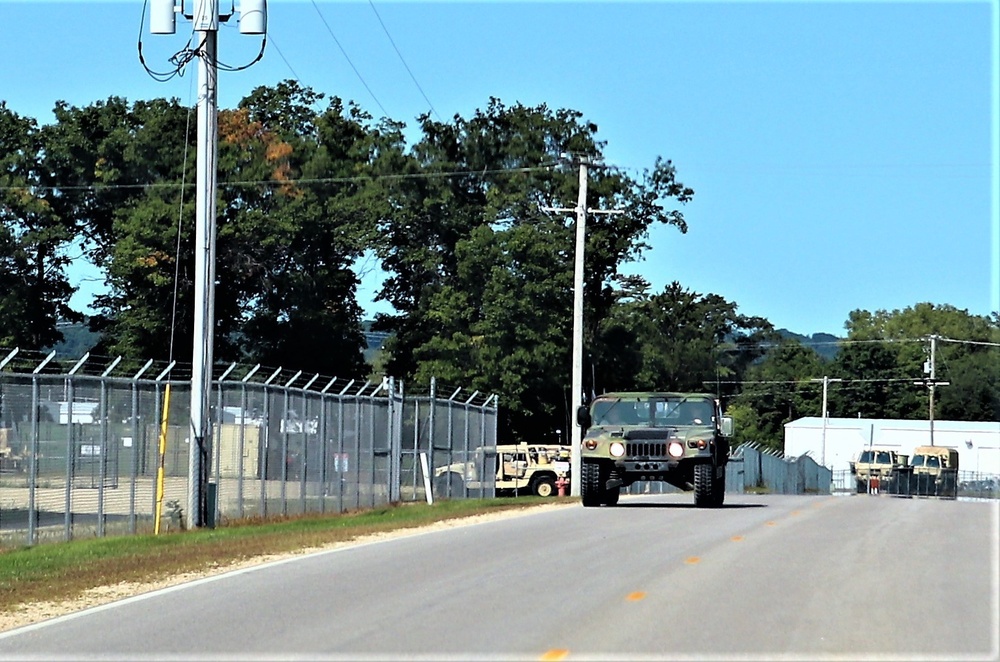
(0, 102), (79, 349)
(832, 304), (999, 421)
(730, 339), (828, 450)
(81, 83), (386, 377)
(595, 280), (775, 395)
(373, 100), (695, 440)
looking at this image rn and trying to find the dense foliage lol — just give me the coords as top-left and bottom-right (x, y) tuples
(2, 90), (997, 448)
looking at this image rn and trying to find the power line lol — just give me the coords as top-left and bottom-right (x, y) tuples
(0, 165), (557, 194)
(366, 0), (441, 122)
(309, 0), (390, 118)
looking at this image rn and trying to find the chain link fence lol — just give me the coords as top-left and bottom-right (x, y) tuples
(0, 351), (497, 547)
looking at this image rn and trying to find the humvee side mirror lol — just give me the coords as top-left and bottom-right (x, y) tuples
(719, 416), (734, 437)
(576, 405), (592, 429)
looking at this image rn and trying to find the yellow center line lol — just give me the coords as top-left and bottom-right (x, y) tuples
(540, 649), (570, 661)
(685, 556), (701, 564)
(791, 510), (801, 516)
(626, 591), (646, 601)
(765, 521), (777, 526)
(731, 535), (744, 542)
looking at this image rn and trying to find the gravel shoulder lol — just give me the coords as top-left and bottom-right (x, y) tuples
(0, 502), (572, 633)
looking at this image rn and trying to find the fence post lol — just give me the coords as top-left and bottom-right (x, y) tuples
(280, 372), (301, 516)
(388, 377), (401, 503)
(260, 367), (282, 518)
(301, 374), (319, 514)
(238, 364), (261, 520)
(337, 379), (353, 513)
(97, 356), (122, 537)
(354, 381), (367, 511)
(153, 361), (175, 524)
(368, 378), (384, 508)
(319, 377), (337, 514)
(448, 386), (461, 497)
(463, 391), (478, 497)
(64, 354), (89, 541)
(130, 359), (153, 534)
(428, 377), (437, 495)
(28, 352), (55, 545)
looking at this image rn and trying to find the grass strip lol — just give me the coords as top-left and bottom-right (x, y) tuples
(0, 498), (557, 612)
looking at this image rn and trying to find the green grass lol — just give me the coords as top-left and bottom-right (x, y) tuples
(0, 497), (563, 612)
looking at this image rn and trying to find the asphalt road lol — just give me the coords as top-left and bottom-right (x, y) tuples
(0, 493), (997, 660)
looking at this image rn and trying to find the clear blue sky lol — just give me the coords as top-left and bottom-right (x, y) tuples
(2, 0), (997, 337)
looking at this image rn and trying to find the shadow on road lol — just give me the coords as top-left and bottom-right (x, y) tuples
(613, 502), (767, 509)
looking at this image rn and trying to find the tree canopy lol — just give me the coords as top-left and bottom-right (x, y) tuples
(1, 87), (996, 449)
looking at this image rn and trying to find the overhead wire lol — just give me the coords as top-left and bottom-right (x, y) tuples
(309, 0), (390, 118)
(0, 165), (559, 194)
(366, 0), (442, 122)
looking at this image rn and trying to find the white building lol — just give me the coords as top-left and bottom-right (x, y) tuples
(784, 417), (1000, 476)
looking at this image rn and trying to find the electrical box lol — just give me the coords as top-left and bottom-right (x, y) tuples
(150, 0), (176, 34)
(240, 0), (267, 35)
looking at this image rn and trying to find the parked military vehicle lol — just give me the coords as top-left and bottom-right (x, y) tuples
(850, 447), (905, 494)
(906, 445), (959, 498)
(434, 443), (570, 498)
(575, 392), (733, 508)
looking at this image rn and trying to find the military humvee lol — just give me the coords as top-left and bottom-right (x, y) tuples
(575, 392), (733, 508)
(434, 443), (570, 498)
(850, 447), (904, 493)
(907, 445), (959, 497)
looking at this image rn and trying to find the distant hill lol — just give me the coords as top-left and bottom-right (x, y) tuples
(49, 322), (101, 357)
(776, 329), (841, 361)
(48, 321), (837, 364)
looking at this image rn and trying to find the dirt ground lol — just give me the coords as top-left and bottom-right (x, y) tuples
(0, 502), (571, 633)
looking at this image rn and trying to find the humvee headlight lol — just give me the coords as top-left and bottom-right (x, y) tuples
(610, 442), (626, 458)
(667, 441), (684, 458)
(584, 439), (598, 450)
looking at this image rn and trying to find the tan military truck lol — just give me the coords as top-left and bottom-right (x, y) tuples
(907, 445), (959, 498)
(575, 392), (733, 508)
(850, 447), (904, 494)
(434, 443), (570, 498)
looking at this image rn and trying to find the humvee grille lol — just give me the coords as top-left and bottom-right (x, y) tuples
(626, 442), (668, 458)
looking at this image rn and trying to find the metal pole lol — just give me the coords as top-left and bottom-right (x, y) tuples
(569, 159), (588, 497)
(810, 376), (842, 468)
(188, 0), (220, 530)
(929, 334), (936, 447)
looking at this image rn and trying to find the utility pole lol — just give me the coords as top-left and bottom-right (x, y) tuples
(810, 376), (842, 467)
(914, 334), (949, 447)
(150, 0), (266, 528)
(543, 155), (623, 496)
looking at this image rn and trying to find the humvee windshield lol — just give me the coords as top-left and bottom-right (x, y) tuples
(858, 451), (892, 464)
(593, 396), (714, 427)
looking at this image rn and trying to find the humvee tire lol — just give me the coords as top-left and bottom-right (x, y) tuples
(532, 475), (556, 497)
(581, 460), (603, 507)
(694, 463), (715, 508)
(602, 487), (620, 506)
(712, 466), (726, 507)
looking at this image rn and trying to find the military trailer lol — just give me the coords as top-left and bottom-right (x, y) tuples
(434, 443), (570, 498)
(575, 392), (733, 508)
